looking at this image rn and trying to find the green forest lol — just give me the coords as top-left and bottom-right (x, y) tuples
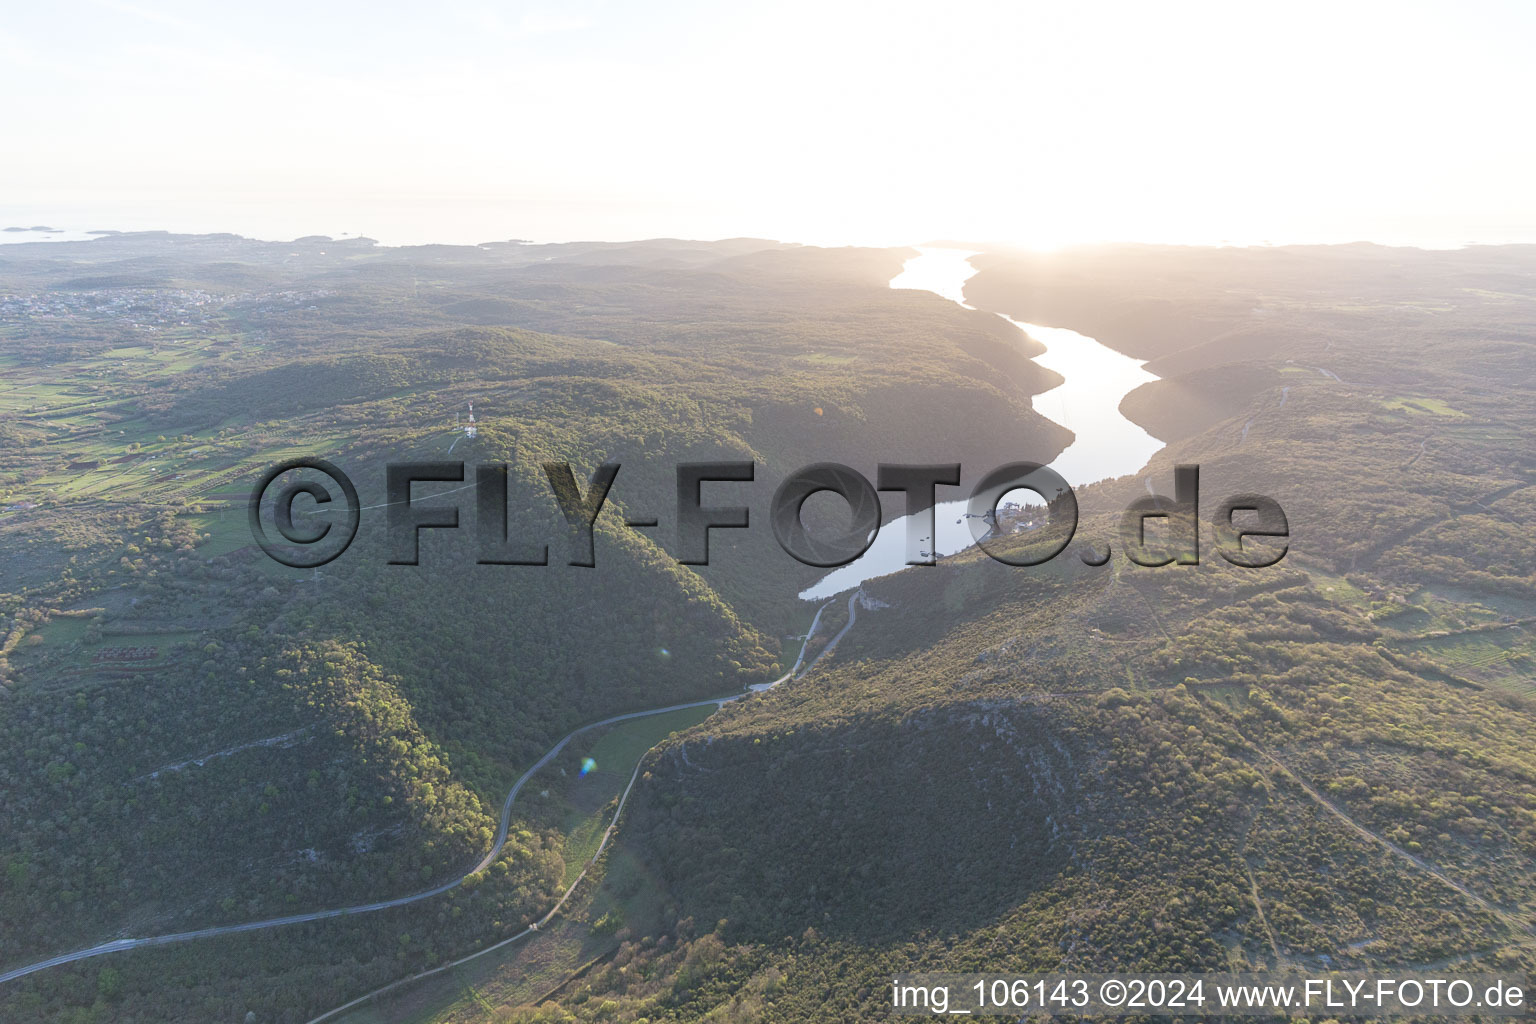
(1, 233), (1535, 1023)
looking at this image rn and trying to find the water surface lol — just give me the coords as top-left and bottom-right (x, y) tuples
(800, 247), (1162, 599)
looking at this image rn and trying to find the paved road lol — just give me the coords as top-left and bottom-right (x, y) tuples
(799, 590), (862, 675)
(750, 593), (846, 690)
(303, 591), (860, 1023)
(0, 597), (847, 988)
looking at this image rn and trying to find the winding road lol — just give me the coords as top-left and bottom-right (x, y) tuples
(0, 592), (863, 990)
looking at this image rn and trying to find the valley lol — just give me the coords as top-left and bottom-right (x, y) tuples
(0, 234), (1534, 1023)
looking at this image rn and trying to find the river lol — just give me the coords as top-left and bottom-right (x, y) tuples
(800, 247), (1163, 600)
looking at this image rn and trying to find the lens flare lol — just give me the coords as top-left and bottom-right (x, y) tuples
(580, 757), (597, 777)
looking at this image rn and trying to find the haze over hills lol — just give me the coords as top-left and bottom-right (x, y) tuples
(8, 2), (1536, 1021)
(1, 233), (1534, 1023)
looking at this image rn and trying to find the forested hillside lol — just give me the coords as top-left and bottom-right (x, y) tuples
(0, 233), (1069, 1022)
(2, 238), (1535, 1023)
(337, 244), (1536, 1024)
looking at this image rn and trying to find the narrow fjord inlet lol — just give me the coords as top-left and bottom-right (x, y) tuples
(803, 247), (1164, 599)
(8, 6), (1536, 1017)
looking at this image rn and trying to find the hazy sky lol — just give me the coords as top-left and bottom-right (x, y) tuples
(5, 0), (1535, 246)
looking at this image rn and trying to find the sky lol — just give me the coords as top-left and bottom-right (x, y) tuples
(4, 0), (1536, 247)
